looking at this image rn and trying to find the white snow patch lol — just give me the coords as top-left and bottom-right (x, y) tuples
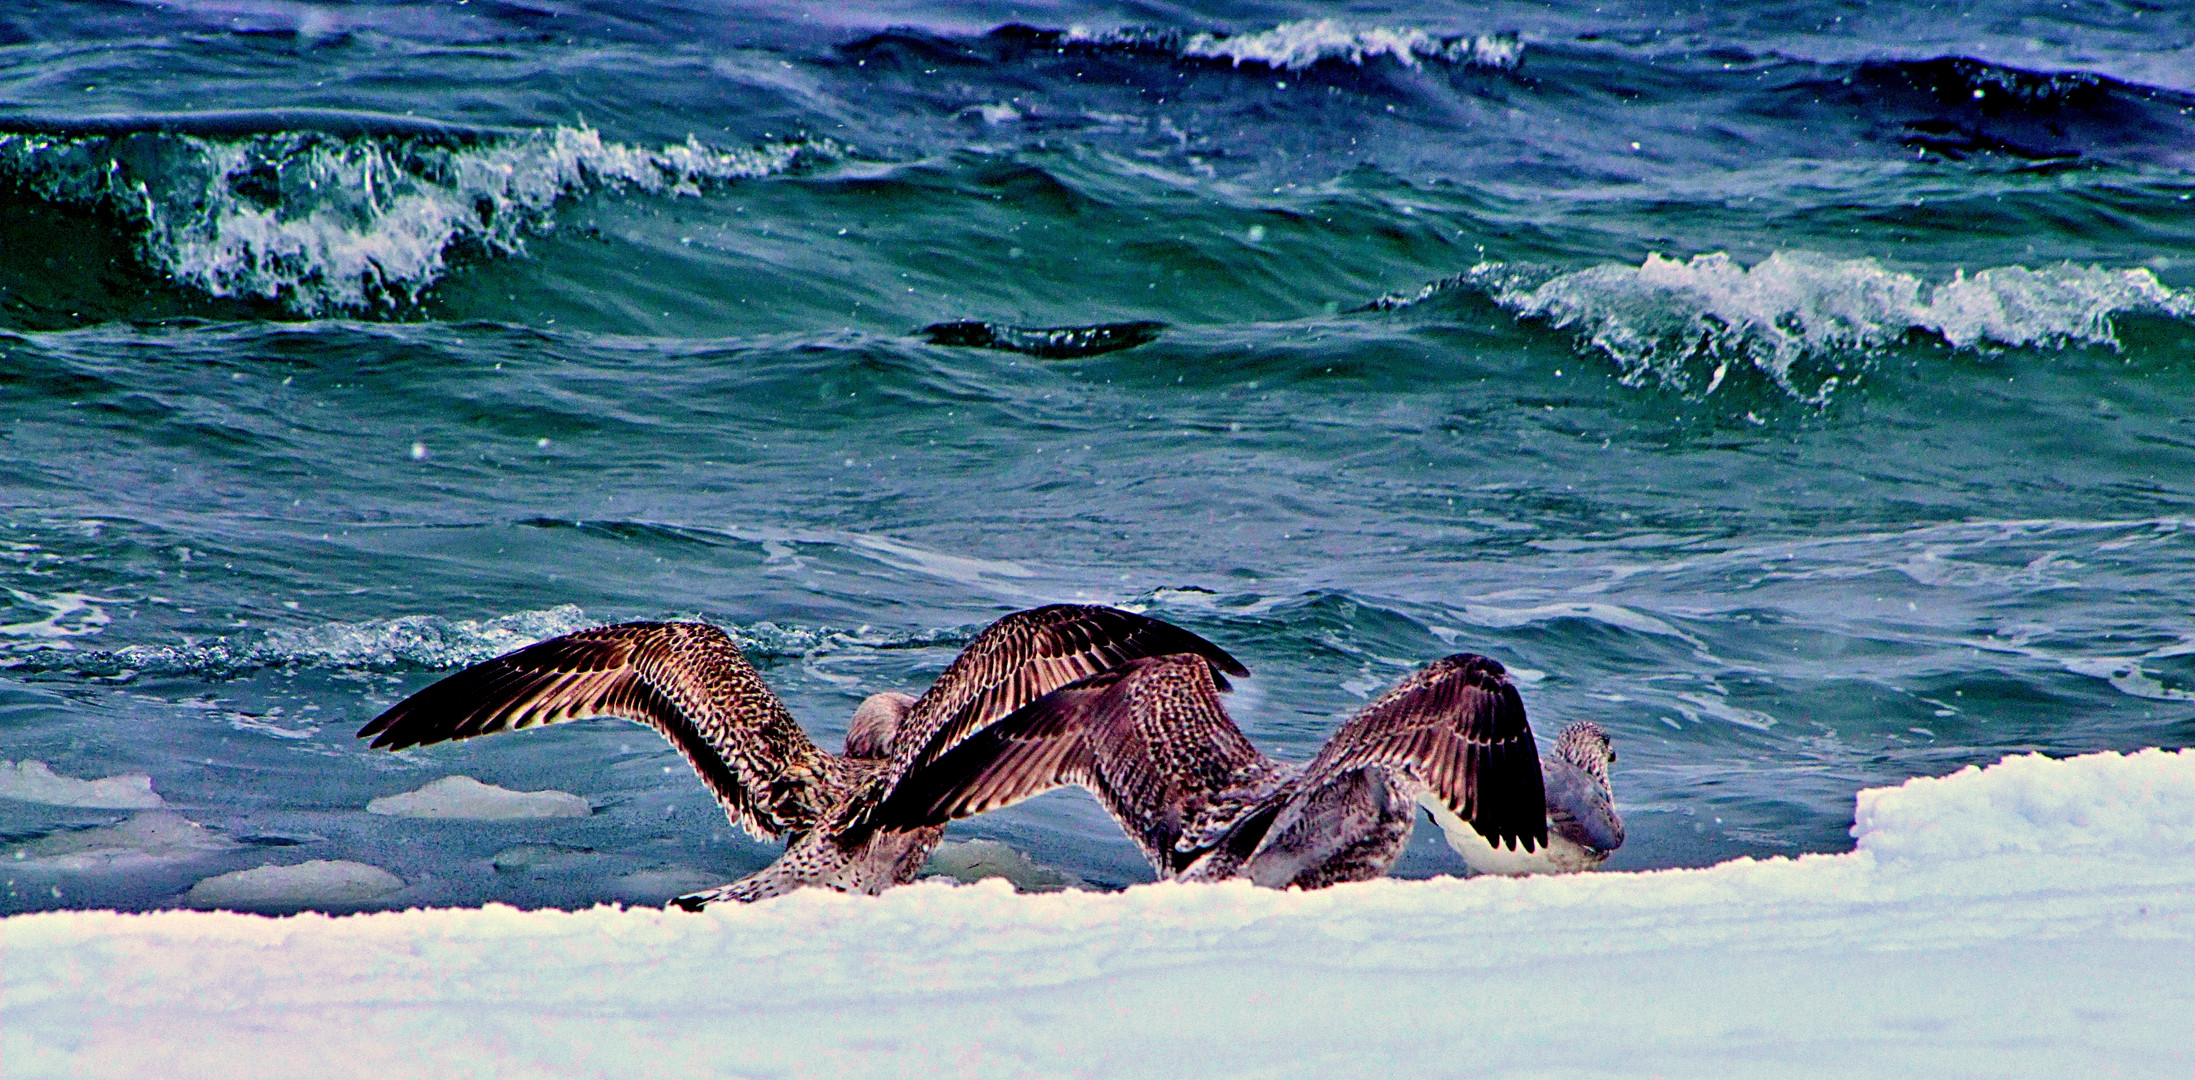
(489, 844), (601, 873)
(8, 812), (235, 871)
(3, 749), (2189, 1078)
(922, 839), (1086, 893)
(0, 760), (164, 809)
(607, 869), (722, 905)
(183, 860), (403, 911)
(366, 775), (590, 820)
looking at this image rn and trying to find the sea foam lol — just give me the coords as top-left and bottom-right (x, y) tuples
(1, 602), (970, 679)
(0, 604), (596, 677)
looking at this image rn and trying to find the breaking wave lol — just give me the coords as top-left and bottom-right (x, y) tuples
(1368, 252), (2194, 400)
(1059, 21), (1522, 72)
(0, 121), (829, 315)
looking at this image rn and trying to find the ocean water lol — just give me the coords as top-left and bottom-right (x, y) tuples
(1, 0), (2190, 913)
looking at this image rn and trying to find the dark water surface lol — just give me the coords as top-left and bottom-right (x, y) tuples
(3, 1), (2192, 912)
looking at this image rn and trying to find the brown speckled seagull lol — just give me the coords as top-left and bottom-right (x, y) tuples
(1431, 719), (1624, 875)
(873, 651), (1552, 889)
(357, 604), (1245, 908)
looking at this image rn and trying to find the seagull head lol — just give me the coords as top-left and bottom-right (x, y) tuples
(1553, 721), (1616, 785)
(845, 692), (917, 759)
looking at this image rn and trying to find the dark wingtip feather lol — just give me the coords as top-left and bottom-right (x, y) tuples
(1104, 604), (1244, 678)
(359, 702), (428, 750)
(1197, 637), (1250, 677)
(1429, 654), (1545, 855)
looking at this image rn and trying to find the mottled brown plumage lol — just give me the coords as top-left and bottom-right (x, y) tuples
(1432, 719), (1624, 876)
(878, 654), (1286, 876)
(882, 605), (1247, 785)
(880, 651), (1549, 891)
(359, 622), (852, 841)
(1289, 654), (1547, 860)
(357, 604), (1245, 907)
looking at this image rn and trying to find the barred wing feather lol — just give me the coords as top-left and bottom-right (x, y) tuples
(1298, 653), (1547, 852)
(887, 604), (1247, 781)
(356, 622), (833, 840)
(877, 654), (1275, 875)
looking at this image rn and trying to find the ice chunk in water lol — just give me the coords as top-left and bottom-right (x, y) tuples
(183, 860), (403, 911)
(0, 760), (164, 809)
(366, 775), (590, 820)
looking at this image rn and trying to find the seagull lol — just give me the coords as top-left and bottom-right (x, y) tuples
(357, 604), (1246, 907)
(872, 650), (1557, 890)
(1427, 719), (1623, 875)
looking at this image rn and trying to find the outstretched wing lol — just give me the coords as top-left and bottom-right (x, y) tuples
(1297, 654), (1547, 852)
(876, 654), (1280, 876)
(888, 604), (1248, 780)
(356, 621), (835, 841)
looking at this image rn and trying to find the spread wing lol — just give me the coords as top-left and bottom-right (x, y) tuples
(886, 604), (1248, 782)
(875, 654), (1282, 876)
(355, 621), (836, 841)
(1297, 653), (1547, 852)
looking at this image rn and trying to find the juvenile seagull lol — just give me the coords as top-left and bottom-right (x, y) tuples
(874, 651), (1556, 890)
(1430, 719), (1623, 875)
(357, 604), (1245, 907)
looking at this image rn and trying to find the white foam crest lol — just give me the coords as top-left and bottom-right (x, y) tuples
(1068, 21), (1521, 72)
(1458, 252), (2191, 399)
(0, 604), (596, 677)
(1184, 21), (1520, 71)
(1, 603), (979, 679)
(253, 604), (597, 669)
(1450, 600), (1703, 646)
(729, 523), (1046, 600)
(0, 588), (116, 642)
(0, 126), (828, 315)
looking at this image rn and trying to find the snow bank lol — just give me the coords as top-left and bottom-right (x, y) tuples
(1855, 746), (2194, 863)
(365, 775), (590, 820)
(0, 760), (164, 809)
(4, 750), (2188, 1079)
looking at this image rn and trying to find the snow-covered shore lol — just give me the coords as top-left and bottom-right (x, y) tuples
(5, 749), (2189, 1079)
